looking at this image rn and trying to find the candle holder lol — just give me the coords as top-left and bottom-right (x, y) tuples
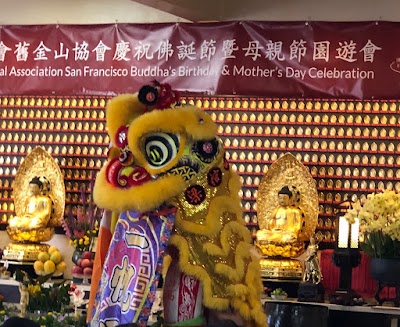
(329, 200), (363, 305)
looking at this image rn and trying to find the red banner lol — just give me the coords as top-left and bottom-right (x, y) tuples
(1, 22), (400, 99)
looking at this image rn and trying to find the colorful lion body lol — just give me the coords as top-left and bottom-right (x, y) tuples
(89, 82), (267, 327)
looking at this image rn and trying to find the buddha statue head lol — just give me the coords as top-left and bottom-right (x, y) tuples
(28, 177), (43, 194)
(277, 186), (293, 207)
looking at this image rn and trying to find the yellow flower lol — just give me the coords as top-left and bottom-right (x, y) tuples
(0, 310), (5, 315)
(28, 284), (41, 296)
(47, 312), (53, 316)
(345, 189), (400, 242)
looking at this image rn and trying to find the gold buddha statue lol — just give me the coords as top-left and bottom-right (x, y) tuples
(256, 185), (305, 244)
(256, 153), (318, 279)
(4, 147), (65, 261)
(8, 177), (52, 230)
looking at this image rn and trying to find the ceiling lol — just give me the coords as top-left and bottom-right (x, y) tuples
(131, 0), (400, 23)
(131, 0), (244, 22)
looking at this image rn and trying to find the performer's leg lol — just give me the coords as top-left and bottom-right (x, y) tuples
(163, 258), (204, 326)
(87, 210), (115, 320)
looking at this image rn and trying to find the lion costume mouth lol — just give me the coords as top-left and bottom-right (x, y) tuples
(106, 154), (202, 189)
(105, 158), (152, 188)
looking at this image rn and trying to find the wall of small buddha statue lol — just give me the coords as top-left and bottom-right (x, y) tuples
(0, 95), (399, 250)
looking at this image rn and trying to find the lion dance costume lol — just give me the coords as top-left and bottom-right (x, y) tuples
(88, 82), (267, 327)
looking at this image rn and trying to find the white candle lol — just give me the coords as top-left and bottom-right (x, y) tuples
(338, 216), (350, 248)
(350, 218), (360, 249)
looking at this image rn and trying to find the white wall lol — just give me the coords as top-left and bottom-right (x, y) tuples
(3, 0), (400, 25)
(0, 0), (187, 25)
(221, 0), (400, 22)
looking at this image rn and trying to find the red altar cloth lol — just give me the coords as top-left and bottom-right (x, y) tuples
(320, 250), (395, 298)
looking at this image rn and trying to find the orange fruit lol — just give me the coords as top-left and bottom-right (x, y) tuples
(43, 260), (56, 274)
(50, 251), (63, 264)
(48, 246), (58, 255)
(56, 261), (67, 273)
(34, 260), (44, 272)
(37, 251), (49, 263)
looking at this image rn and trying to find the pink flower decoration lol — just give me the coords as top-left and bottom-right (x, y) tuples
(73, 228), (85, 239)
(77, 207), (89, 223)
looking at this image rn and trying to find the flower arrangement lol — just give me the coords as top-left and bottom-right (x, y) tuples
(14, 270), (71, 313)
(29, 311), (87, 327)
(62, 175), (102, 252)
(344, 190), (400, 259)
(0, 310), (87, 327)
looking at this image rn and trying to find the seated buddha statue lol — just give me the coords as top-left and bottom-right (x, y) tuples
(256, 153), (318, 279)
(8, 177), (52, 230)
(4, 147), (65, 261)
(256, 185), (305, 244)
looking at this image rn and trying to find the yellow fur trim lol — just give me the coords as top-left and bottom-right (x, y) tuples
(127, 105), (217, 175)
(228, 169), (244, 207)
(207, 221), (252, 281)
(212, 240), (250, 282)
(162, 254), (172, 280)
(231, 297), (251, 320)
(93, 166), (186, 212)
(106, 94), (147, 140)
(202, 243), (225, 256)
(204, 236), (250, 282)
(245, 261), (264, 298)
(226, 284), (249, 298)
(169, 235), (230, 311)
(214, 263), (241, 282)
(221, 221), (252, 247)
(225, 171), (245, 223)
(110, 211), (119, 233)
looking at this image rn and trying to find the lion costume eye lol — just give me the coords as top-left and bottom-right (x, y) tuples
(144, 133), (180, 169)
